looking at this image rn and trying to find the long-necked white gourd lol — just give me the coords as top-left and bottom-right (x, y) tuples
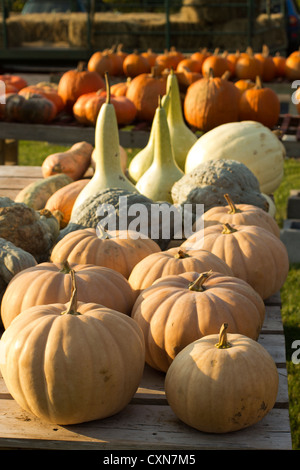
(165, 69), (197, 171)
(136, 98), (183, 203)
(71, 74), (137, 215)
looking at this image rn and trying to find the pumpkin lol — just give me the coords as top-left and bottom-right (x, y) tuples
(19, 84), (65, 114)
(0, 237), (37, 303)
(273, 52), (286, 77)
(114, 43), (128, 75)
(183, 69), (240, 132)
(182, 222), (289, 300)
(165, 323), (279, 433)
(72, 91), (100, 124)
(234, 78), (255, 96)
(131, 271), (265, 372)
(0, 74), (27, 91)
(126, 67), (167, 122)
(41, 141), (94, 180)
(57, 62), (105, 110)
(190, 47), (210, 69)
(110, 77), (131, 96)
(201, 49), (230, 77)
(184, 121), (285, 194)
(128, 246), (234, 294)
(201, 193), (280, 237)
(83, 90), (137, 126)
(235, 47), (263, 80)
(45, 179), (89, 228)
(238, 76), (280, 129)
(285, 50), (300, 80)
(60, 188), (177, 250)
(155, 48), (184, 71)
(50, 227), (161, 279)
(0, 269), (145, 425)
(14, 173), (73, 210)
(141, 48), (158, 67)
(87, 48), (119, 77)
(0, 198), (60, 263)
(123, 50), (151, 77)
(5, 93), (57, 123)
(0, 261), (135, 329)
(176, 58), (203, 74)
(173, 159), (268, 216)
(254, 45), (276, 82)
(226, 49), (240, 76)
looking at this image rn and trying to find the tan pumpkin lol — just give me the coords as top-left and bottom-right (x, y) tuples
(182, 223), (289, 300)
(41, 141), (93, 180)
(165, 323), (279, 433)
(131, 271), (265, 372)
(201, 193), (280, 237)
(0, 269), (145, 425)
(0, 261), (135, 329)
(128, 246), (234, 295)
(50, 228), (161, 279)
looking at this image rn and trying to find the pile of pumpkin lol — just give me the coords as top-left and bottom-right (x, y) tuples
(0, 68), (289, 434)
(1, 43), (300, 131)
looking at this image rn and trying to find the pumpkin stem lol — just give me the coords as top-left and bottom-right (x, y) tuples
(215, 323), (232, 349)
(60, 260), (72, 273)
(105, 72), (111, 104)
(224, 193), (240, 214)
(222, 223), (238, 234)
(62, 269), (81, 316)
(255, 75), (263, 89)
(188, 271), (212, 292)
(174, 249), (190, 259)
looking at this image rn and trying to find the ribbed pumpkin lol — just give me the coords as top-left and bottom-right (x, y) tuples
(0, 261), (135, 329)
(201, 193), (280, 237)
(128, 247), (234, 294)
(45, 179), (89, 228)
(5, 93), (57, 123)
(83, 91), (137, 126)
(165, 323), (279, 433)
(182, 222), (289, 300)
(123, 50), (151, 77)
(235, 47), (263, 80)
(19, 84), (65, 114)
(50, 228), (161, 279)
(183, 70), (240, 132)
(87, 48), (119, 77)
(0, 269), (145, 425)
(126, 67), (167, 122)
(201, 49), (230, 77)
(238, 76), (280, 129)
(131, 271), (265, 372)
(57, 62), (105, 110)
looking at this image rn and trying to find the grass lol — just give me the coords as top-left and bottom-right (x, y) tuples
(18, 140), (300, 449)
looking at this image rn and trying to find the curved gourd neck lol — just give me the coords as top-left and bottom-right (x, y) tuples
(166, 70), (184, 125)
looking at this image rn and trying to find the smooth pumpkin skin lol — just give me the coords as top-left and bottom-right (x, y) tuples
(182, 223), (289, 300)
(131, 271), (265, 372)
(128, 247), (233, 294)
(165, 325), (279, 433)
(41, 141), (94, 180)
(0, 262), (135, 329)
(0, 301), (145, 425)
(50, 228), (161, 279)
(201, 196), (280, 238)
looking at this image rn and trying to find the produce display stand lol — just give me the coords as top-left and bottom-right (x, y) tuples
(0, 165), (293, 450)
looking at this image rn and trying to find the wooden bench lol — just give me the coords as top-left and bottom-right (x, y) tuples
(0, 166), (293, 450)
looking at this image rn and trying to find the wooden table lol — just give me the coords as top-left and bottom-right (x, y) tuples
(0, 166), (293, 450)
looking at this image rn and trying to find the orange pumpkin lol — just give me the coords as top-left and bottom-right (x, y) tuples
(235, 47), (263, 80)
(131, 270), (265, 372)
(234, 78), (255, 96)
(0, 261), (135, 329)
(50, 228), (161, 279)
(128, 246), (233, 295)
(273, 52), (286, 77)
(72, 91), (100, 124)
(87, 48), (119, 77)
(42, 141), (93, 180)
(83, 91), (137, 126)
(177, 58), (203, 74)
(190, 48), (211, 69)
(110, 77), (131, 96)
(126, 67), (167, 122)
(0, 74), (27, 91)
(45, 178), (89, 228)
(182, 222), (289, 300)
(58, 62), (105, 110)
(183, 70), (240, 131)
(141, 48), (158, 67)
(123, 50), (151, 77)
(226, 49), (240, 76)
(254, 45), (276, 82)
(238, 75), (280, 128)
(202, 49), (230, 77)
(285, 50), (300, 80)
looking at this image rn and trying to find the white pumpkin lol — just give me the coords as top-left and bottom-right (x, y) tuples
(185, 121), (285, 195)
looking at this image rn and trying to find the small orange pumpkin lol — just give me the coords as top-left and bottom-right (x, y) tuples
(202, 49), (230, 78)
(235, 47), (263, 81)
(123, 50), (151, 77)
